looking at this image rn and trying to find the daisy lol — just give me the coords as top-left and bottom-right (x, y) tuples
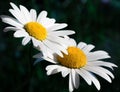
(34, 37), (117, 92)
(0, 2), (75, 57)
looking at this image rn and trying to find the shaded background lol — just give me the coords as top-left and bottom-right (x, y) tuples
(0, 0), (120, 92)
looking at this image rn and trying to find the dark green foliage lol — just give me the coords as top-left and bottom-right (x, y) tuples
(0, 0), (120, 92)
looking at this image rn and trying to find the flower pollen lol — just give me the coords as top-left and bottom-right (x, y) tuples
(24, 22), (47, 41)
(57, 46), (87, 69)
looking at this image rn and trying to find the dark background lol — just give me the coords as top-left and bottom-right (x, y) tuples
(0, 0), (120, 92)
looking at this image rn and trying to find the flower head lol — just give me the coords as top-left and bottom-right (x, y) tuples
(1, 2), (75, 57)
(34, 37), (117, 92)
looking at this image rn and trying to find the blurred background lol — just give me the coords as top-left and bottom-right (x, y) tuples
(0, 0), (120, 92)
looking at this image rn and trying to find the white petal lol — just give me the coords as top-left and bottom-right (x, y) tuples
(61, 68), (70, 77)
(69, 72), (74, 92)
(79, 69), (100, 90)
(69, 38), (77, 46)
(40, 18), (56, 28)
(75, 69), (92, 85)
(10, 2), (20, 11)
(47, 35), (69, 48)
(35, 43), (55, 59)
(87, 61), (117, 70)
(88, 66), (114, 79)
(3, 27), (18, 32)
(9, 9), (26, 24)
(43, 40), (63, 57)
(20, 5), (31, 22)
(10, 3), (27, 24)
(36, 46), (54, 59)
(48, 30), (75, 36)
(82, 44), (95, 54)
(22, 37), (31, 45)
(46, 65), (60, 75)
(37, 42), (48, 58)
(46, 65), (58, 70)
(77, 42), (87, 49)
(61, 37), (76, 47)
(91, 75), (100, 90)
(47, 39), (68, 54)
(87, 51), (111, 61)
(47, 23), (67, 31)
(30, 9), (37, 21)
(84, 66), (112, 83)
(31, 37), (40, 47)
(42, 48), (54, 59)
(43, 57), (57, 64)
(37, 11), (47, 22)
(1, 15), (23, 28)
(71, 69), (80, 89)
(14, 30), (29, 38)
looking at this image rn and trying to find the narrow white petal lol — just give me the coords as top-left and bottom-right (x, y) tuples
(61, 68), (70, 77)
(47, 23), (67, 31)
(47, 39), (68, 55)
(37, 11), (47, 22)
(37, 42), (49, 58)
(87, 61), (117, 70)
(82, 44), (95, 54)
(40, 46), (55, 60)
(40, 17), (56, 28)
(14, 30), (29, 38)
(1, 15), (23, 28)
(43, 40), (63, 57)
(48, 30), (75, 36)
(69, 38), (77, 46)
(31, 37), (40, 47)
(42, 48), (54, 59)
(46, 65), (61, 75)
(46, 65), (59, 70)
(43, 57), (57, 64)
(75, 69), (92, 85)
(10, 2), (20, 11)
(87, 51), (110, 61)
(36, 46), (54, 59)
(77, 42), (87, 49)
(30, 9), (37, 21)
(3, 27), (18, 32)
(71, 69), (80, 89)
(20, 5), (31, 22)
(97, 67), (115, 79)
(80, 69), (100, 90)
(69, 72), (74, 92)
(47, 35), (69, 47)
(22, 37), (31, 45)
(61, 37), (76, 47)
(9, 9), (26, 24)
(84, 66), (112, 83)
(91, 75), (100, 90)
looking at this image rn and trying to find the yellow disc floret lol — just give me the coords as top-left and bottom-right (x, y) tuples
(24, 22), (47, 41)
(57, 46), (87, 69)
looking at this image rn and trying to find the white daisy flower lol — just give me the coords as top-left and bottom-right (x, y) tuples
(0, 2), (75, 57)
(34, 37), (117, 92)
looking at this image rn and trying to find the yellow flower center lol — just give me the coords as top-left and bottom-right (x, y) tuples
(24, 22), (47, 41)
(57, 46), (87, 69)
